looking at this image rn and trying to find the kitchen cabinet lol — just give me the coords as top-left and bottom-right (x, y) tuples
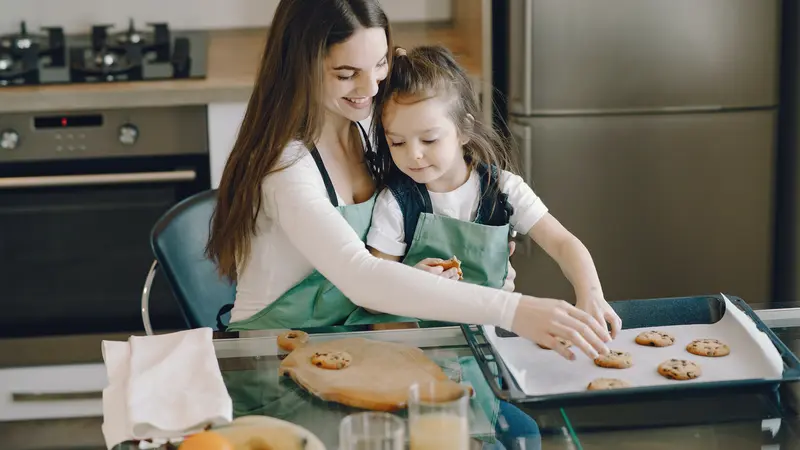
(0, 364), (106, 421)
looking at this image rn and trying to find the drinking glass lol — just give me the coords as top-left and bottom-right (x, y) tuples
(339, 412), (405, 450)
(408, 381), (470, 450)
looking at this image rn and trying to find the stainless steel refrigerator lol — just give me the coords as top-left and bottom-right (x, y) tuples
(505, 0), (780, 304)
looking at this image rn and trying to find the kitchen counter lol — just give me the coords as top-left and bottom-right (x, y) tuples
(0, 23), (481, 114)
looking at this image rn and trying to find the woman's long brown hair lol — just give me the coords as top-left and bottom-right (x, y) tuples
(206, 0), (391, 280)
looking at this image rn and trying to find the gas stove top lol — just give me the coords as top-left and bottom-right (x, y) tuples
(0, 20), (208, 87)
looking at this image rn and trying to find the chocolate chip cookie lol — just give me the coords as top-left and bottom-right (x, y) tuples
(634, 330), (676, 347)
(657, 358), (702, 380)
(537, 337), (572, 350)
(686, 338), (730, 357)
(586, 377), (632, 390)
(310, 351), (352, 370)
(593, 350), (633, 369)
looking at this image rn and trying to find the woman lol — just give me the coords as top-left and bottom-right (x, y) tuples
(206, 0), (617, 361)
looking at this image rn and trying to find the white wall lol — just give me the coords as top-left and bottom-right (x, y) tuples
(0, 0), (452, 34)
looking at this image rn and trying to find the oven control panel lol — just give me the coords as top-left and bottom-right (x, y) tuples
(0, 106), (208, 163)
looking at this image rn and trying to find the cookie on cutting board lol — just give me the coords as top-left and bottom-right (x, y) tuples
(277, 330), (309, 352)
(279, 337), (466, 411)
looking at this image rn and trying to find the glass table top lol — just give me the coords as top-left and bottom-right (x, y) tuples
(4, 299), (799, 450)
(109, 313), (800, 450)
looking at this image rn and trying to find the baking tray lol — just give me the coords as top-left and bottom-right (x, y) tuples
(462, 294), (800, 412)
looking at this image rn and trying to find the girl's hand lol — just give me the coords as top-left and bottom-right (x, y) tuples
(512, 295), (611, 361)
(414, 258), (461, 280)
(577, 294), (622, 339)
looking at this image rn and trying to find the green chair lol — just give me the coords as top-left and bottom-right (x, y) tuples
(140, 189), (235, 335)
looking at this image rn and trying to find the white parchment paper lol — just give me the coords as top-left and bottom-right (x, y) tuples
(484, 295), (784, 396)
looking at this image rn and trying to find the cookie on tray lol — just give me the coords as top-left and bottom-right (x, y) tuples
(593, 350), (633, 369)
(311, 351), (353, 370)
(686, 338), (730, 357)
(586, 378), (632, 391)
(634, 330), (676, 347)
(657, 358), (702, 380)
(537, 337), (572, 350)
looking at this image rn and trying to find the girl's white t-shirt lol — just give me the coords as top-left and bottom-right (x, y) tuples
(367, 169), (549, 257)
(231, 140), (522, 329)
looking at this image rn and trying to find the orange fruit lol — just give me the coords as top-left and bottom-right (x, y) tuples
(179, 431), (234, 450)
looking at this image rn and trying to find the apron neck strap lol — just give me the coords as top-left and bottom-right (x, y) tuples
(310, 122), (374, 208)
(309, 147), (339, 207)
(475, 163), (514, 226)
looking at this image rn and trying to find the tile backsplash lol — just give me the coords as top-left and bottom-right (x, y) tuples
(0, 0), (452, 34)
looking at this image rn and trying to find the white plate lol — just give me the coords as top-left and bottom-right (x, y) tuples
(214, 415), (326, 450)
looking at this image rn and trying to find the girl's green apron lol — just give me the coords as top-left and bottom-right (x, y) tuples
(385, 163), (515, 429)
(226, 125), (415, 331)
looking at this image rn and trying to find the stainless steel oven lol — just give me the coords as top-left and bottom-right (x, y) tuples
(0, 105), (209, 338)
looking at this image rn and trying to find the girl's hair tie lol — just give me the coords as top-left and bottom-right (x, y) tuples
(395, 47), (407, 57)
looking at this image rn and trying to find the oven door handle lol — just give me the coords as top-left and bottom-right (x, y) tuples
(0, 169), (197, 189)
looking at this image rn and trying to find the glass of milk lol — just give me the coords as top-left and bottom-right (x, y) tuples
(408, 381), (470, 450)
(339, 412), (405, 450)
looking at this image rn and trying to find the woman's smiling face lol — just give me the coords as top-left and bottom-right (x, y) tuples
(322, 27), (389, 123)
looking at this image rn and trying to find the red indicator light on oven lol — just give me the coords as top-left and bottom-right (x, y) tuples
(61, 118), (68, 127)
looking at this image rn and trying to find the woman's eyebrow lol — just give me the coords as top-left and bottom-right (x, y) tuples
(333, 64), (360, 71)
(333, 53), (388, 71)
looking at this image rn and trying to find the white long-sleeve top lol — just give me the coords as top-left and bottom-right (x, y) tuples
(231, 141), (522, 329)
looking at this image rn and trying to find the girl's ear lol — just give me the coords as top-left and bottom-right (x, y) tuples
(460, 113), (474, 146)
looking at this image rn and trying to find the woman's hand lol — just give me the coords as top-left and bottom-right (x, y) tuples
(512, 295), (611, 361)
(414, 258), (461, 280)
(576, 294), (622, 339)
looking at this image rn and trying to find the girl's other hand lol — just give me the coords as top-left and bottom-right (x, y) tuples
(414, 258), (461, 280)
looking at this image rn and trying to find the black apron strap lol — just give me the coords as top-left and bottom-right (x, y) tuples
(475, 163), (514, 226)
(356, 121), (372, 153)
(216, 303), (234, 331)
(310, 122), (372, 208)
(309, 147), (339, 207)
(387, 174), (433, 253)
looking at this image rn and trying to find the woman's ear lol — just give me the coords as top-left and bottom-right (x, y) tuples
(460, 113), (475, 146)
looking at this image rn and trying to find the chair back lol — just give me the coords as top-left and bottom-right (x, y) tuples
(151, 189), (235, 330)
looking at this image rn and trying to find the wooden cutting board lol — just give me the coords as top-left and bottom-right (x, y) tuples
(278, 337), (465, 411)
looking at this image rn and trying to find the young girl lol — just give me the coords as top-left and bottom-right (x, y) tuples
(367, 46), (622, 337)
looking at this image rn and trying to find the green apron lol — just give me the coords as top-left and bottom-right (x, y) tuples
(227, 125), (416, 331)
(388, 164), (513, 428)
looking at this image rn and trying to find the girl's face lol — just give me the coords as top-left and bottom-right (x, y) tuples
(323, 27), (389, 123)
(382, 94), (469, 192)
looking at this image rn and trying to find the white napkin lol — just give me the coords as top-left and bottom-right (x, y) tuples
(101, 328), (233, 449)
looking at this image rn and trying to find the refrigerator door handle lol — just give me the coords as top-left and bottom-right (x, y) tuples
(509, 121), (534, 256)
(521, 0), (533, 114)
(510, 121), (533, 185)
(509, 0), (534, 115)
